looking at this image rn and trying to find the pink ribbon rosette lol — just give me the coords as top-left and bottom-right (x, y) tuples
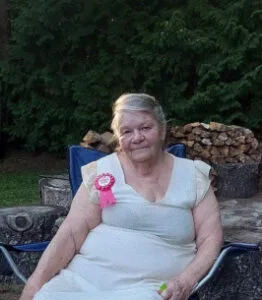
(94, 173), (116, 208)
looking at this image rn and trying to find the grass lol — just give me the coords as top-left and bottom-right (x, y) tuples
(0, 170), (67, 208)
(0, 171), (46, 207)
(0, 150), (67, 208)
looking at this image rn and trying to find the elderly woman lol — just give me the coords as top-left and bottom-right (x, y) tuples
(20, 93), (223, 300)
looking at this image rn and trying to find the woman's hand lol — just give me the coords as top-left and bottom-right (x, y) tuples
(159, 275), (194, 300)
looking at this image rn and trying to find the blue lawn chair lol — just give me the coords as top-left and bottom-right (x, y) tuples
(0, 144), (259, 298)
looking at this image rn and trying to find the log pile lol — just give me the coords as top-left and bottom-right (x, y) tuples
(167, 122), (261, 164)
(80, 123), (262, 197)
(80, 130), (116, 153)
(81, 122), (261, 165)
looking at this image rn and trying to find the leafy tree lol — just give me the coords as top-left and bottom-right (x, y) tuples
(0, 0), (9, 155)
(1, 0), (261, 153)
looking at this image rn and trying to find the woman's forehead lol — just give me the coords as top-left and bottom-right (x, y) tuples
(118, 111), (156, 126)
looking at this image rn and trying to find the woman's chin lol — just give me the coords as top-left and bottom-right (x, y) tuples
(130, 149), (154, 162)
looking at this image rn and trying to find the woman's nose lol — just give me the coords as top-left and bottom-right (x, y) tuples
(132, 129), (144, 142)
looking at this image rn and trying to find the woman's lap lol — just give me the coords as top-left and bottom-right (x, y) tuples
(34, 288), (162, 300)
(33, 269), (162, 300)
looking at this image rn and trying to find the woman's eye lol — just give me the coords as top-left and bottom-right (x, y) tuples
(142, 127), (150, 131)
(122, 130), (131, 135)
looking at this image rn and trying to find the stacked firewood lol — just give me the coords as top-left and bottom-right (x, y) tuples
(81, 122), (261, 164)
(167, 122), (261, 164)
(81, 130), (116, 153)
(81, 124), (261, 196)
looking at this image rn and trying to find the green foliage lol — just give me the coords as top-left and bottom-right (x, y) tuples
(1, 0), (262, 152)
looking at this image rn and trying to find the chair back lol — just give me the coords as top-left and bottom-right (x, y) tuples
(69, 146), (107, 196)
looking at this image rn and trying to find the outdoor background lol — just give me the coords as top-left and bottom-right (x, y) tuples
(0, 0), (262, 206)
(0, 0), (262, 157)
(0, 1), (262, 297)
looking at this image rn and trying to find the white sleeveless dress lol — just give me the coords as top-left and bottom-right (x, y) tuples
(34, 154), (211, 300)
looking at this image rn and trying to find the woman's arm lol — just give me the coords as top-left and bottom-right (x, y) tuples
(19, 183), (101, 300)
(161, 187), (223, 300)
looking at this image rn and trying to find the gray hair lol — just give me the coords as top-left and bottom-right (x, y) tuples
(111, 93), (166, 138)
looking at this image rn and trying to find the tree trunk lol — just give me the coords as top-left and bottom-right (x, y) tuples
(198, 249), (262, 300)
(0, 0), (8, 60)
(213, 163), (260, 198)
(39, 175), (73, 213)
(0, 205), (67, 283)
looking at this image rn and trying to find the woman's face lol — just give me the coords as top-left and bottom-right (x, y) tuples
(117, 111), (165, 162)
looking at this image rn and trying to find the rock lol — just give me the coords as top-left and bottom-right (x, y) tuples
(219, 195), (262, 243)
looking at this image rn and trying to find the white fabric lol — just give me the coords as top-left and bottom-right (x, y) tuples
(194, 160), (211, 205)
(81, 155), (211, 205)
(34, 154), (211, 300)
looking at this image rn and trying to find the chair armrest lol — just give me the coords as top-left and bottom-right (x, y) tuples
(192, 242), (259, 294)
(0, 245), (27, 284)
(10, 241), (49, 252)
(0, 241), (49, 284)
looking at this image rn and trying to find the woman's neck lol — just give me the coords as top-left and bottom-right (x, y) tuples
(121, 151), (166, 178)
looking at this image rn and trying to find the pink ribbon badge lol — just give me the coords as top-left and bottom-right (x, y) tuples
(94, 173), (116, 208)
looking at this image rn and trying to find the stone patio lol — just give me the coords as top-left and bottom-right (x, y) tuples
(219, 191), (262, 244)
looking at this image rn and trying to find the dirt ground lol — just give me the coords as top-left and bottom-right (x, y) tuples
(0, 149), (67, 173)
(0, 283), (23, 300)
